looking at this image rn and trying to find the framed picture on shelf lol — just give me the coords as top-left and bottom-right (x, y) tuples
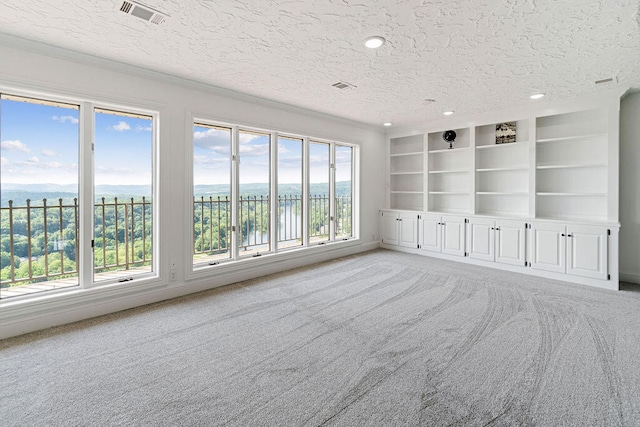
(496, 122), (516, 144)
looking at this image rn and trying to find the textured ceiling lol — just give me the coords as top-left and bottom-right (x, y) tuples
(0, 0), (639, 128)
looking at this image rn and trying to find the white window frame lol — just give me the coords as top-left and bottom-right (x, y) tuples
(0, 87), (162, 300)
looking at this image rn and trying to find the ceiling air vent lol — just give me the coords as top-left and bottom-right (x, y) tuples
(332, 81), (357, 90)
(118, 0), (168, 24)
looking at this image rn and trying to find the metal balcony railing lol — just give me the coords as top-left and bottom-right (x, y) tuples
(1, 194), (352, 294)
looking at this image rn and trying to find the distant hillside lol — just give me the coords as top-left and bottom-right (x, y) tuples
(1, 182), (352, 207)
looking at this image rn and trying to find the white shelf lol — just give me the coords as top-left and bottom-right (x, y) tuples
(428, 169), (469, 174)
(390, 151), (423, 157)
(476, 141), (529, 149)
(391, 191), (423, 194)
(428, 147), (470, 154)
(390, 171), (423, 175)
(477, 192), (528, 195)
(427, 208), (470, 215)
(536, 163), (607, 170)
(536, 192), (607, 197)
(536, 133), (607, 144)
(476, 167), (528, 172)
(429, 191), (469, 195)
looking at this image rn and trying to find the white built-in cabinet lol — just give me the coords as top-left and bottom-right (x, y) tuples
(381, 211), (418, 248)
(418, 214), (465, 257)
(531, 222), (609, 280)
(383, 94), (621, 290)
(467, 218), (526, 266)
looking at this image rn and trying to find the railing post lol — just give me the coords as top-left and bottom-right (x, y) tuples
(8, 200), (15, 283)
(224, 196), (229, 250)
(26, 199), (33, 279)
(101, 197), (106, 270)
(208, 196), (213, 253)
(58, 198), (64, 274)
(142, 196), (146, 263)
(217, 196), (222, 252)
(43, 198), (49, 277)
(114, 197), (119, 267)
(200, 196), (205, 253)
(124, 200), (130, 269)
(74, 198), (79, 274)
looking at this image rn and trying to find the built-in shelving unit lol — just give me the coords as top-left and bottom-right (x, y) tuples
(535, 109), (609, 222)
(390, 134), (424, 210)
(475, 120), (529, 217)
(387, 100), (618, 224)
(384, 94), (621, 290)
(426, 127), (471, 214)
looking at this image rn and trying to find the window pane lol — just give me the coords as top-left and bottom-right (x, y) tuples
(309, 141), (330, 243)
(93, 109), (153, 282)
(193, 124), (232, 264)
(277, 137), (303, 249)
(0, 94), (80, 299)
(335, 145), (353, 238)
(239, 130), (270, 256)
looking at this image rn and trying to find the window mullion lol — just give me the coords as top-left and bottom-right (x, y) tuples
(231, 126), (240, 260)
(302, 137), (310, 247)
(270, 132), (279, 253)
(329, 142), (336, 241)
(79, 102), (94, 288)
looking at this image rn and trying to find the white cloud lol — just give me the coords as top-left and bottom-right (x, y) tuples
(111, 121), (131, 131)
(41, 149), (61, 157)
(52, 115), (79, 124)
(1, 140), (30, 153)
(136, 125), (152, 132)
(239, 143), (269, 157)
(193, 128), (232, 150)
(1, 156), (8, 167)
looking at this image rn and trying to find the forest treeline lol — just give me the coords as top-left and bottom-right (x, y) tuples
(1, 183), (352, 285)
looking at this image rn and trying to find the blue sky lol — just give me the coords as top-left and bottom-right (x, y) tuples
(193, 125), (351, 186)
(0, 98), (153, 187)
(1, 98), (351, 190)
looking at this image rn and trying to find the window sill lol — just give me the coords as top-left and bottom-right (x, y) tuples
(188, 238), (361, 282)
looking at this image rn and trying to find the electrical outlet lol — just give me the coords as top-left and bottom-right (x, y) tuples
(170, 270), (177, 281)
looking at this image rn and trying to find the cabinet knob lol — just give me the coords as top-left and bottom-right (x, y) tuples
(561, 233), (566, 237)
(567, 234), (573, 237)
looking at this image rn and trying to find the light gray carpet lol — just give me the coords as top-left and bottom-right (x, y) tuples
(2, 249), (640, 426)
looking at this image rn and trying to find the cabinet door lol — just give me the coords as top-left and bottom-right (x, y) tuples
(398, 214), (418, 248)
(468, 218), (494, 262)
(531, 223), (566, 273)
(441, 215), (465, 257)
(567, 225), (608, 280)
(419, 214), (441, 253)
(495, 219), (526, 266)
(381, 211), (399, 246)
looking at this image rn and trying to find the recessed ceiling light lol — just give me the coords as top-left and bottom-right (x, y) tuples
(365, 36), (386, 49)
(383, 122), (392, 127)
(443, 110), (455, 116)
(530, 93), (545, 100)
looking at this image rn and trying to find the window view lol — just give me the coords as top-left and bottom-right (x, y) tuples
(193, 124), (232, 265)
(277, 136), (303, 249)
(238, 130), (271, 256)
(335, 145), (353, 239)
(0, 94), (80, 298)
(309, 141), (330, 243)
(93, 108), (154, 282)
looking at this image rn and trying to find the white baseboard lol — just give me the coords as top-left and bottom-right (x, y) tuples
(620, 272), (640, 285)
(0, 241), (379, 340)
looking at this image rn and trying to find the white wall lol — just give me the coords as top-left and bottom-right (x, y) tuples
(620, 92), (640, 284)
(0, 38), (386, 339)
